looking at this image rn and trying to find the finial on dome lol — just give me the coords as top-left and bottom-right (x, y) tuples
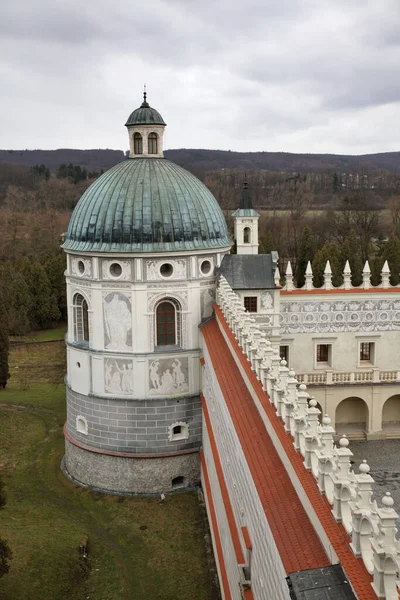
(141, 83), (149, 107)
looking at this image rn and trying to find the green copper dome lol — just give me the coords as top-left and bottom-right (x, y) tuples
(63, 158), (231, 253)
(125, 97), (166, 127)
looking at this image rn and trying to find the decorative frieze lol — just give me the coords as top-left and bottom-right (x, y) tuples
(280, 298), (400, 334)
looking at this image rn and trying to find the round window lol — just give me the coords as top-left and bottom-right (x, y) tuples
(160, 263), (173, 277)
(110, 263), (122, 277)
(200, 260), (212, 275)
(77, 260), (85, 275)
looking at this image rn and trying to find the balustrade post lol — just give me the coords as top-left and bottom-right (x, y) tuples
(316, 415), (336, 495)
(284, 370), (298, 433)
(343, 260), (352, 290)
(371, 493), (400, 600)
(381, 260), (390, 289)
(285, 261), (294, 291)
(276, 360), (289, 418)
(323, 261), (333, 290)
(305, 261), (314, 290)
(303, 398), (322, 472)
(363, 260), (371, 289)
(330, 436), (355, 527)
(350, 460), (377, 556)
(293, 383), (309, 452)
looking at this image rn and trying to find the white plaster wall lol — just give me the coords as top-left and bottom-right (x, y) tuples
(64, 249), (228, 399)
(126, 124), (165, 158)
(202, 344), (290, 600)
(280, 291), (400, 374)
(68, 347), (91, 395)
(280, 330), (400, 374)
(234, 216), (259, 255)
(308, 384), (400, 433)
(202, 428), (242, 600)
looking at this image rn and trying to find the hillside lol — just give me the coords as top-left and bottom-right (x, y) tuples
(1, 147), (400, 174)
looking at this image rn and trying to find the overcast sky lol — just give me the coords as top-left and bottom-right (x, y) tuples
(1, 0), (400, 155)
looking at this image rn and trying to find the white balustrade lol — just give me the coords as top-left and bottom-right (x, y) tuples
(217, 277), (400, 599)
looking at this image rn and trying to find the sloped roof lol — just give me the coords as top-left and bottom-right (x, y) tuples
(218, 254), (275, 289)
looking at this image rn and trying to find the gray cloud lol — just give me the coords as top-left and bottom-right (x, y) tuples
(1, 0), (400, 154)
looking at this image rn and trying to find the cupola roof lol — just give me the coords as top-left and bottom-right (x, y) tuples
(63, 158), (231, 253)
(125, 91), (166, 127)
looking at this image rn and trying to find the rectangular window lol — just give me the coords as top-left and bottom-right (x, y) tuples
(360, 341), (374, 363)
(279, 346), (289, 363)
(244, 297), (257, 313)
(316, 344), (330, 363)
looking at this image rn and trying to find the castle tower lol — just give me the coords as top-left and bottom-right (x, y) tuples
(232, 181), (260, 254)
(62, 94), (232, 494)
(125, 89), (166, 158)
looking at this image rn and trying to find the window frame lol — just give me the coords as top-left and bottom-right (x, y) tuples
(134, 132), (143, 154)
(73, 293), (89, 344)
(279, 345), (289, 365)
(168, 421), (189, 442)
(148, 132), (158, 154)
(315, 343), (332, 367)
(155, 299), (181, 348)
(243, 226), (251, 244)
(244, 296), (258, 313)
(359, 341), (375, 366)
(76, 415), (88, 435)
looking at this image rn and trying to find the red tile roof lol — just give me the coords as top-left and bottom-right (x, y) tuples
(202, 309), (377, 599)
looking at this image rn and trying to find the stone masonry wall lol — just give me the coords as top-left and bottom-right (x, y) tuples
(66, 386), (202, 454)
(65, 439), (200, 494)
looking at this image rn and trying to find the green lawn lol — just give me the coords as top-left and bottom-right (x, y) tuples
(0, 342), (217, 600)
(10, 323), (67, 343)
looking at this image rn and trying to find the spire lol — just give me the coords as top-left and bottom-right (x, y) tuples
(239, 179), (253, 210)
(141, 84), (149, 107)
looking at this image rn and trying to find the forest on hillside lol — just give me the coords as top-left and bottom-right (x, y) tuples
(2, 147), (400, 174)
(1, 157), (400, 386)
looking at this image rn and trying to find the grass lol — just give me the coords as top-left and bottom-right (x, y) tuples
(10, 323), (67, 343)
(0, 340), (217, 600)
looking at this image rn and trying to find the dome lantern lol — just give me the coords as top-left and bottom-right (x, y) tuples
(125, 88), (166, 159)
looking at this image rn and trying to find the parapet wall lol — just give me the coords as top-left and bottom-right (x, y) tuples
(217, 275), (400, 600)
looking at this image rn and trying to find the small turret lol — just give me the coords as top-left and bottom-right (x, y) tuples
(125, 88), (166, 158)
(232, 180), (260, 255)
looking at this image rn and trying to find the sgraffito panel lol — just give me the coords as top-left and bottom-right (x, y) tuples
(104, 358), (134, 395)
(103, 293), (132, 350)
(148, 357), (189, 395)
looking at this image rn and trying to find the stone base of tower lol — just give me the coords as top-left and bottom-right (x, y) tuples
(64, 438), (200, 495)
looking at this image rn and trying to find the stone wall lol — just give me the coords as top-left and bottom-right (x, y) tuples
(65, 439), (200, 494)
(66, 386), (202, 454)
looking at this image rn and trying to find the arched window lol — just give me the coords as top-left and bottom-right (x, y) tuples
(168, 421), (189, 442)
(156, 299), (181, 346)
(134, 133), (143, 154)
(148, 132), (158, 154)
(243, 227), (251, 244)
(76, 415), (88, 435)
(73, 293), (89, 343)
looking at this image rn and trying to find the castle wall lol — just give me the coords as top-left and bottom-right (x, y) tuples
(64, 438), (200, 494)
(201, 341), (290, 600)
(66, 387), (202, 454)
